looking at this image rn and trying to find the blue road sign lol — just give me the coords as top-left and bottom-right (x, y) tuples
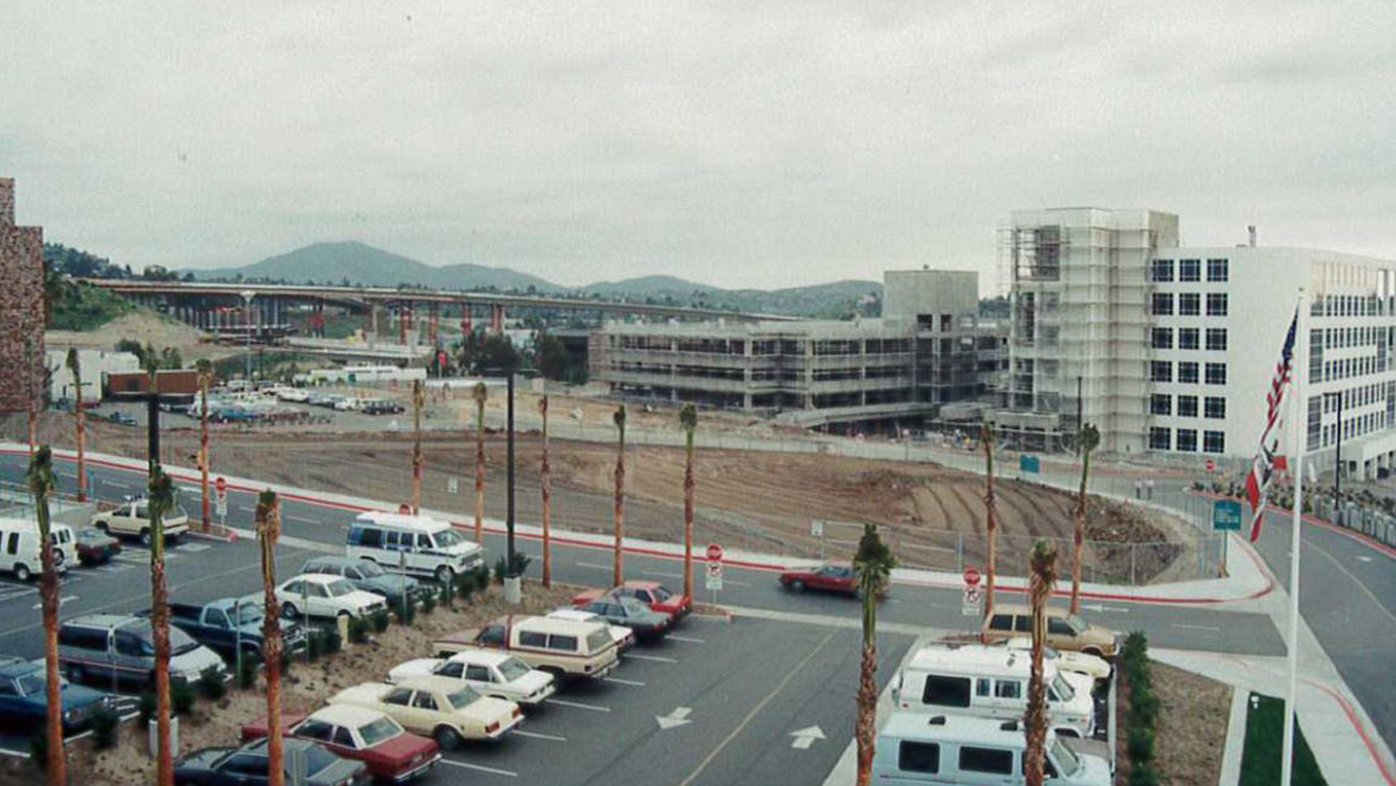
(1020, 455), (1041, 475)
(1213, 499), (1243, 531)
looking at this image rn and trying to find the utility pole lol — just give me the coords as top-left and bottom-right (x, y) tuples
(240, 290), (256, 385)
(506, 370), (516, 576)
(1325, 391), (1343, 522)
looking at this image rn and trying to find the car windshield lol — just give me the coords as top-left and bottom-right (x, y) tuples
(302, 744), (341, 776)
(433, 529), (466, 548)
(357, 716), (403, 747)
(446, 687), (482, 710)
(77, 530), (107, 544)
(235, 605), (264, 625)
(16, 672), (44, 695)
(1050, 673), (1076, 702)
(497, 658), (531, 682)
(586, 629), (612, 652)
(649, 586), (672, 602)
(1050, 738), (1082, 777)
(617, 597), (649, 614)
(169, 627), (200, 655)
(325, 579), (355, 597)
(357, 561), (384, 578)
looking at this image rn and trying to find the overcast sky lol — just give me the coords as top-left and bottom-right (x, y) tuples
(3, 1), (1393, 291)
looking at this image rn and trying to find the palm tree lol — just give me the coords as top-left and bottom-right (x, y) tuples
(680, 404), (697, 601)
(27, 446), (67, 784)
(147, 465), (176, 786)
(411, 380), (425, 514)
(1025, 540), (1059, 786)
(539, 395), (552, 588)
(195, 359), (213, 532)
(980, 419), (998, 617)
(853, 524), (896, 786)
(612, 406), (627, 588)
(472, 382), (487, 544)
(1070, 424), (1100, 614)
(67, 348), (88, 502)
(256, 490), (285, 786)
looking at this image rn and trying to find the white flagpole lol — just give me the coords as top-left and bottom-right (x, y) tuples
(1281, 290), (1307, 786)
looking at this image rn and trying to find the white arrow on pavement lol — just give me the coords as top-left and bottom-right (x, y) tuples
(656, 707), (693, 730)
(789, 725), (826, 750)
(1080, 603), (1130, 613)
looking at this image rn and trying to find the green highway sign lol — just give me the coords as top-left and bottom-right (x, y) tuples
(1213, 499), (1243, 531)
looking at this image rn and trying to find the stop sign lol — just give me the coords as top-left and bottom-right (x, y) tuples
(1205, 459), (1216, 473)
(963, 567), (982, 587)
(706, 543), (724, 562)
(215, 476), (227, 494)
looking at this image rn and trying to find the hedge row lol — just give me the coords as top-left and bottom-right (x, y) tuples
(1121, 631), (1161, 786)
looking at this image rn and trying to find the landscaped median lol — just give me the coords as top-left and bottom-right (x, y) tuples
(1239, 693), (1328, 786)
(1116, 631), (1230, 786)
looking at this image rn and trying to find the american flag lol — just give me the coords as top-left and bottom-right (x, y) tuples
(1245, 308), (1298, 541)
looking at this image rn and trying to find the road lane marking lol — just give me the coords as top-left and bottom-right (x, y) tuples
(603, 676), (646, 687)
(1356, 555), (1373, 563)
(678, 630), (838, 785)
(1169, 623), (1221, 632)
(439, 760), (517, 777)
(32, 595), (78, 610)
(641, 570), (682, 579)
(667, 635), (705, 644)
(287, 515), (320, 524)
(548, 699), (610, 712)
(1303, 538), (1396, 628)
(575, 562), (611, 572)
(657, 706), (693, 730)
(513, 730), (566, 742)
(100, 480), (125, 489)
(789, 725), (827, 750)
(623, 653), (677, 664)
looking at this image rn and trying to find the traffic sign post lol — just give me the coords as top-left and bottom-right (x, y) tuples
(215, 477), (228, 527)
(962, 566), (982, 618)
(810, 520), (825, 560)
(1212, 499), (1242, 578)
(963, 567), (981, 587)
(705, 543), (724, 603)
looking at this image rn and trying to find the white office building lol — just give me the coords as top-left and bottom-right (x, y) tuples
(1002, 208), (1396, 481)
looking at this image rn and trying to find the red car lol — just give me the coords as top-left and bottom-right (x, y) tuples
(241, 705), (440, 783)
(572, 581), (691, 621)
(74, 527), (122, 566)
(779, 562), (886, 599)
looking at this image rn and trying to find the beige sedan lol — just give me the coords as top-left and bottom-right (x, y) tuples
(329, 675), (522, 749)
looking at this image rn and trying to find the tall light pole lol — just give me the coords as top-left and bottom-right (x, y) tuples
(240, 290), (255, 386)
(1323, 391), (1343, 522)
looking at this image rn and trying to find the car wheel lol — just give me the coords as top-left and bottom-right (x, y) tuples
(789, 579), (805, 593)
(435, 566), (455, 586)
(433, 725), (464, 750)
(281, 603), (299, 619)
(95, 521), (109, 534)
(13, 564), (32, 583)
(138, 529), (152, 547)
(337, 610), (352, 622)
(1082, 646), (1104, 659)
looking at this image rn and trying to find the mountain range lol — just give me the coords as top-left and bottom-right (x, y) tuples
(190, 241), (882, 318)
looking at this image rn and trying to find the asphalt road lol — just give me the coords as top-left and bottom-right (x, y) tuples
(0, 452), (1293, 784)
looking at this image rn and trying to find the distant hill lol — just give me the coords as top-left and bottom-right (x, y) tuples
(187, 241), (881, 317)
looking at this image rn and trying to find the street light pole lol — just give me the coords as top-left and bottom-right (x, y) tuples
(240, 290), (256, 386)
(1325, 391), (1343, 522)
(506, 370), (516, 577)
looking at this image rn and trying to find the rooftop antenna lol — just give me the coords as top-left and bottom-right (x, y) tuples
(1248, 225), (1257, 248)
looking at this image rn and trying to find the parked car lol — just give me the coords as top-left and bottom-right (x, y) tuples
(0, 517), (73, 581)
(308, 393), (338, 408)
(73, 527), (122, 566)
(106, 411), (137, 426)
(334, 398), (363, 412)
(872, 713), (1111, 785)
(211, 407), (261, 424)
(1001, 636), (1112, 681)
(360, 399), (405, 415)
(277, 388), (311, 403)
(240, 704), (440, 783)
(91, 497), (189, 546)
(0, 655), (124, 733)
(981, 604), (1120, 659)
(276, 574), (388, 621)
(58, 614), (227, 688)
(546, 608), (635, 652)
(174, 737), (367, 786)
(329, 676), (522, 749)
(388, 649), (556, 707)
(301, 556), (427, 612)
(432, 615), (620, 683)
(573, 596), (672, 641)
(159, 599), (309, 663)
(571, 581), (690, 622)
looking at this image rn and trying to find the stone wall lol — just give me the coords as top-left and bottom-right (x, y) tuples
(0, 177), (47, 413)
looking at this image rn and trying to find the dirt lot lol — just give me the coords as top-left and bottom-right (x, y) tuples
(1116, 661), (1230, 786)
(45, 313), (243, 364)
(0, 582), (578, 786)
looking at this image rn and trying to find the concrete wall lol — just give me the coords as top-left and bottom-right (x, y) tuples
(0, 177), (46, 413)
(882, 269), (978, 328)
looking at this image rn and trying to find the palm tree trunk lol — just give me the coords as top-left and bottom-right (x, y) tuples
(1025, 541), (1057, 786)
(31, 450), (67, 785)
(474, 402), (485, 545)
(1070, 452), (1088, 614)
(855, 639), (878, 786)
(199, 374), (210, 532)
(411, 381), (424, 515)
(539, 397), (552, 588)
(613, 418), (626, 588)
(683, 431), (695, 601)
(149, 487), (173, 786)
(257, 494), (285, 786)
(72, 355), (87, 503)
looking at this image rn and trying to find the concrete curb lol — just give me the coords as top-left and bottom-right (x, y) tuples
(1219, 687), (1246, 786)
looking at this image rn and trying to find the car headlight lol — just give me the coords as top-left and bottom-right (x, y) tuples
(62, 708), (77, 723)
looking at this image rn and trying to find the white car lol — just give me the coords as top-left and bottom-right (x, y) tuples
(1003, 636), (1112, 681)
(334, 398), (362, 412)
(330, 676), (522, 749)
(276, 388), (310, 403)
(547, 608), (635, 652)
(276, 574), (387, 620)
(388, 649), (556, 706)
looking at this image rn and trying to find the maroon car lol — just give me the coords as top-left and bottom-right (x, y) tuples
(74, 527), (122, 566)
(241, 705), (439, 783)
(572, 581), (691, 621)
(779, 562), (886, 598)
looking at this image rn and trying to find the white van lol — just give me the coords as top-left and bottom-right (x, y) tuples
(0, 517), (73, 582)
(873, 714), (1111, 785)
(892, 644), (1097, 738)
(346, 512), (485, 584)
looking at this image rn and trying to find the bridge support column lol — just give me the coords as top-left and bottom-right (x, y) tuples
(399, 304), (412, 346)
(428, 303), (439, 346)
(490, 303), (504, 335)
(368, 303), (379, 349)
(461, 304), (473, 338)
(309, 302), (325, 338)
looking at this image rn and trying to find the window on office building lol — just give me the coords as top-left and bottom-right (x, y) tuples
(1150, 361), (1173, 382)
(1178, 362), (1199, 384)
(1176, 429), (1198, 452)
(1151, 328), (1173, 349)
(1206, 293), (1228, 316)
(1207, 258), (1229, 282)
(1178, 395), (1198, 417)
(1179, 259), (1201, 282)
(1151, 394), (1172, 416)
(1203, 430), (1226, 453)
(1179, 328), (1200, 350)
(1205, 363), (1227, 385)
(1206, 328), (1227, 351)
(1179, 293), (1200, 316)
(1205, 396), (1226, 419)
(1149, 427), (1171, 450)
(1151, 259), (1174, 282)
(1152, 293), (1174, 316)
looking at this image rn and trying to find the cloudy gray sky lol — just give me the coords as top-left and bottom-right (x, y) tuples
(3, 1), (1393, 291)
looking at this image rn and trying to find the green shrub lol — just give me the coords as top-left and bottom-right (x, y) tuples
(172, 680), (197, 715)
(237, 654), (261, 690)
(372, 610), (390, 633)
(139, 691), (157, 724)
(421, 590), (436, 615)
(348, 617), (370, 644)
(321, 627), (342, 655)
(471, 565), (490, 593)
(1128, 766), (1160, 786)
(29, 732), (48, 769)
(394, 601), (416, 626)
(1127, 726), (1155, 762)
(91, 706), (119, 750)
(1131, 688), (1160, 727)
(456, 575), (476, 603)
(493, 556), (508, 584)
(306, 631), (324, 661)
(493, 552), (534, 583)
(197, 666), (227, 701)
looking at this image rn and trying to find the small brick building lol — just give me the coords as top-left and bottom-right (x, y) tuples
(0, 177), (46, 413)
